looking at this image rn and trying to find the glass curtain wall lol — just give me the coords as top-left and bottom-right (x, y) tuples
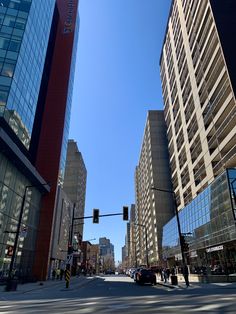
(163, 168), (236, 274)
(0, 152), (41, 282)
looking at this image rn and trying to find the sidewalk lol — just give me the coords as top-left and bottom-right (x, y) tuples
(157, 275), (236, 290)
(0, 275), (96, 295)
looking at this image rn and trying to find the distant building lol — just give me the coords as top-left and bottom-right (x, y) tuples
(99, 237), (115, 270)
(128, 204), (137, 267)
(135, 111), (174, 266)
(64, 140), (87, 239)
(49, 186), (73, 276)
(122, 245), (128, 266)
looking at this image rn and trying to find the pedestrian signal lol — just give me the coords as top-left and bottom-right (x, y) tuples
(6, 245), (13, 257)
(123, 206), (129, 221)
(93, 209), (99, 223)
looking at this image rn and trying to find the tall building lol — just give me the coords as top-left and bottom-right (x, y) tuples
(160, 0), (236, 209)
(0, 0), (80, 281)
(160, 0), (236, 274)
(49, 186), (73, 275)
(99, 237), (115, 260)
(64, 139), (87, 239)
(135, 111), (174, 266)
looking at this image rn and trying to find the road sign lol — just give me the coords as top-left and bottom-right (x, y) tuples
(66, 254), (73, 265)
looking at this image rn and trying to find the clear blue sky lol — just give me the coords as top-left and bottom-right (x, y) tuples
(69, 0), (171, 262)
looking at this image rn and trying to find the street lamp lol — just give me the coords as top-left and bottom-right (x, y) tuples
(6, 182), (50, 291)
(134, 223), (149, 268)
(150, 187), (186, 267)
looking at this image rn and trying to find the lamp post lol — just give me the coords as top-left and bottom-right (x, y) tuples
(134, 223), (149, 268)
(150, 187), (186, 266)
(6, 183), (49, 291)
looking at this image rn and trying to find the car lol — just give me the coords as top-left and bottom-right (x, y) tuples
(105, 270), (115, 275)
(133, 267), (145, 281)
(135, 269), (157, 285)
(130, 269), (136, 279)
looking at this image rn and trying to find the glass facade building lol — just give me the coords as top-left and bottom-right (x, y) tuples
(0, 0), (54, 283)
(163, 168), (236, 274)
(0, 0), (80, 282)
(0, 152), (42, 280)
(0, 0), (55, 148)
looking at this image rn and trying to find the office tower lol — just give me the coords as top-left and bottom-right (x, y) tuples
(0, 0), (54, 282)
(135, 111), (174, 266)
(64, 139), (87, 239)
(160, 0), (236, 274)
(33, 0), (79, 280)
(0, 0), (80, 281)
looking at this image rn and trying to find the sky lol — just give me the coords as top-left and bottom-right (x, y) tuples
(69, 0), (171, 262)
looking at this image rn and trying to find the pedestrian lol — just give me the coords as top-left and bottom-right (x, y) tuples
(60, 269), (64, 280)
(52, 269), (56, 280)
(166, 268), (170, 280)
(56, 268), (60, 280)
(171, 267), (176, 276)
(183, 264), (190, 287)
(163, 268), (168, 283)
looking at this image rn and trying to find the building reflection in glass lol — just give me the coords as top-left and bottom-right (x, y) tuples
(163, 168), (236, 275)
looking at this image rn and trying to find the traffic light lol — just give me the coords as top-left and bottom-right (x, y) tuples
(123, 206), (129, 221)
(180, 235), (189, 252)
(93, 209), (99, 223)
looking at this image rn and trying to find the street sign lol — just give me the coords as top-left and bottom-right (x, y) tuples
(66, 254), (73, 265)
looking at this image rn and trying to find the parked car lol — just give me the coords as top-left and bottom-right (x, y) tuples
(105, 270), (115, 275)
(135, 269), (157, 285)
(130, 268), (136, 279)
(133, 267), (145, 281)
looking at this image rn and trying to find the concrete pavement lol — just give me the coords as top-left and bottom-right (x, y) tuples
(0, 275), (96, 295)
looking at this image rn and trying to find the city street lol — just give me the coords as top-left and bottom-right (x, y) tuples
(0, 275), (236, 313)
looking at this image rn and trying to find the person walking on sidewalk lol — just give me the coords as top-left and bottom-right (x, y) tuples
(183, 264), (190, 287)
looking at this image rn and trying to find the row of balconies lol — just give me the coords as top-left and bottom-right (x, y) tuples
(187, 115), (198, 144)
(188, 0), (208, 50)
(203, 74), (231, 129)
(184, 95), (194, 125)
(179, 146), (187, 170)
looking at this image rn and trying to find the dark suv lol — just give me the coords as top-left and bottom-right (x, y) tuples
(136, 269), (157, 285)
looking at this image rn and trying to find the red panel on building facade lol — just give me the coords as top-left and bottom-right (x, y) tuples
(33, 0), (79, 280)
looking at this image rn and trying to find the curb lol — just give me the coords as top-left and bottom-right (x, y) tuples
(1, 276), (97, 295)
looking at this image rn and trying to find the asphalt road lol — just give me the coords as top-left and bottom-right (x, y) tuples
(0, 275), (235, 313)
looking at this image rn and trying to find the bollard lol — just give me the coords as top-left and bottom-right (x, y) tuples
(65, 269), (70, 288)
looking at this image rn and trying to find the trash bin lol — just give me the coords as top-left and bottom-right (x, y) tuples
(170, 275), (178, 285)
(5, 279), (18, 291)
